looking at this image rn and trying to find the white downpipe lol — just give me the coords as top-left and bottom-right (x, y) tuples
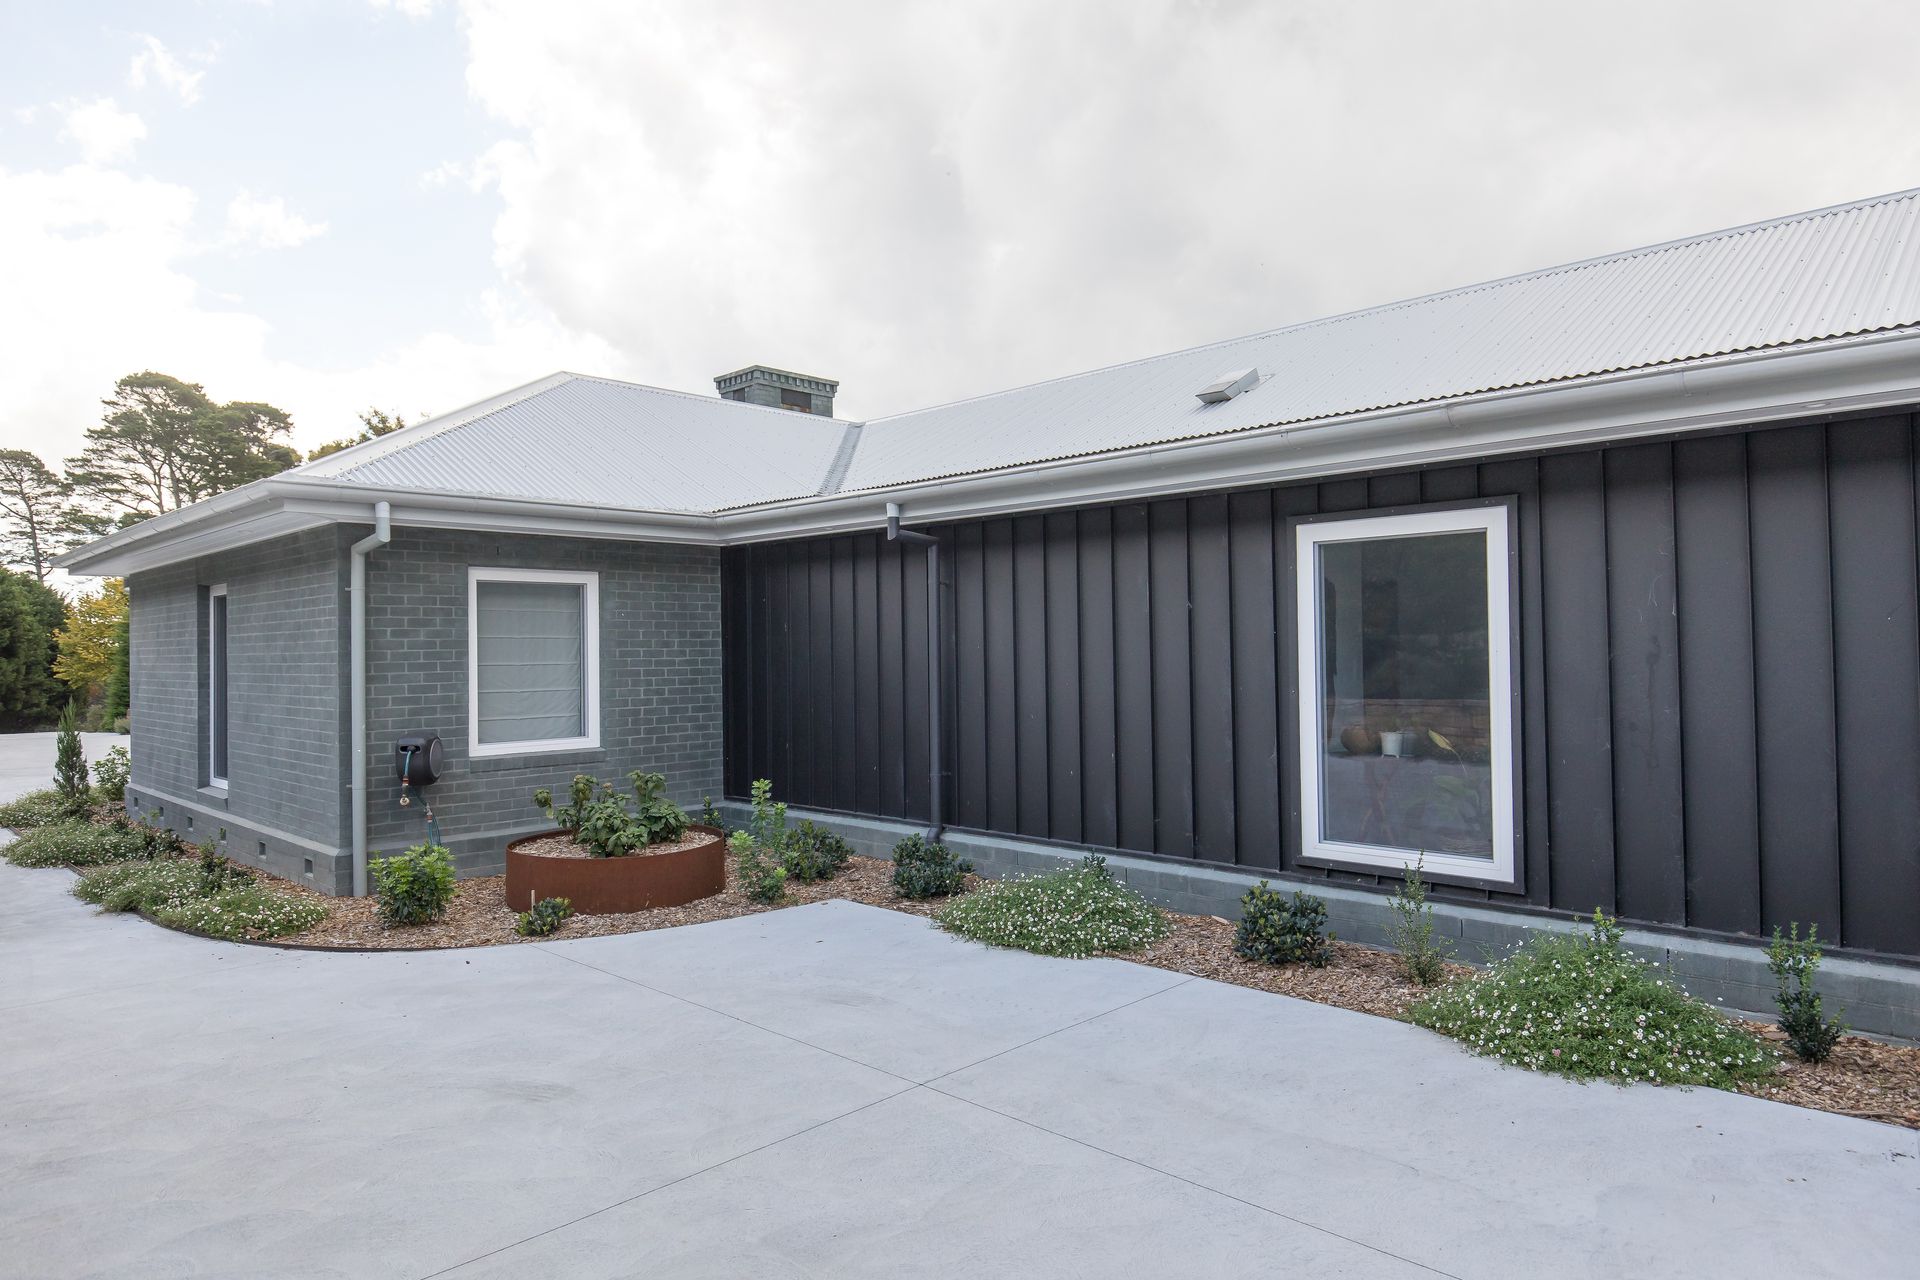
(349, 502), (392, 896)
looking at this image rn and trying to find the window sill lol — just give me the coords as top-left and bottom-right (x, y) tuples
(468, 748), (609, 775)
(197, 786), (231, 808)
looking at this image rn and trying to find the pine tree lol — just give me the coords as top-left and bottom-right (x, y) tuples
(54, 701), (89, 815)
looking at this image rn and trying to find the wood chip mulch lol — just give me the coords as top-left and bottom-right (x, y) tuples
(202, 849), (1920, 1132)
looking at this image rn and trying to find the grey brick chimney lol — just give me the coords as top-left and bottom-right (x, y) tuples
(713, 365), (838, 416)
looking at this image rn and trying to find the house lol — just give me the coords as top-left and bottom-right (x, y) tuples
(58, 189), (1920, 1029)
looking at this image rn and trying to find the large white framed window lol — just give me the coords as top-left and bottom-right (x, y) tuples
(207, 584), (229, 789)
(468, 567), (600, 758)
(1294, 502), (1518, 888)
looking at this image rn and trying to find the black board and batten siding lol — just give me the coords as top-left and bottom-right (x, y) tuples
(720, 412), (1920, 961)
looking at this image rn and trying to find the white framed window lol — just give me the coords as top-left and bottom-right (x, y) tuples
(468, 568), (600, 758)
(207, 584), (229, 789)
(1293, 502), (1518, 888)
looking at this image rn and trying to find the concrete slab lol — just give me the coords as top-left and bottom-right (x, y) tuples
(936, 976), (1920, 1279)
(435, 1086), (1437, 1280)
(543, 898), (1191, 1081)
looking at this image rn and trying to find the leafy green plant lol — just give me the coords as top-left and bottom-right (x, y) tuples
(1768, 923), (1845, 1064)
(1387, 855), (1451, 985)
(53, 702), (89, 816)
(4, 820), (153, 867)
(700, 795), (725, 830)
(628, 771), (690, 845)
(1411, 911), (1774, 1088)
(369, 842), (457, 925)
(152, 884), (326, 940)
(91, 744), (131, 804)
(197, 843), (247, 896)
(730, 830), (787, 903)
(936, 854), (1169, 958)
(0, 787), (75, 829)
(1233, 883), (1331, 967)
(745, 778), (786, 850)
(516, 895), (575, 937)
(532, 774), (599, 835)
(73, 860), (205, 913)
(891, 833), (971, 899)
(781, 820), (852, 882)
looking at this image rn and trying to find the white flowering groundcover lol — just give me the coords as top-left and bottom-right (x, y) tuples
(934, 854), (1170, 959)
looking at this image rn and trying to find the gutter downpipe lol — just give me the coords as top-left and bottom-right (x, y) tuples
(349, 502), (392, 896)
(885, 502), (943, 841)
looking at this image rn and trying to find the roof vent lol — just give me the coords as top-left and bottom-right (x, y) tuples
(1196, 368), (1259, 405)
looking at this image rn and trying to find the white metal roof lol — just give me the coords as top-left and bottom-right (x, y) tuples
(58, 187), (1920, 573)
(839, 187), (1920, 492)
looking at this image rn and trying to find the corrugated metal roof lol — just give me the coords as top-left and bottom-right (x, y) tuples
(292, 189), (1920, 513)
(839, 187), (1920, 492)
(299, 374), (849, 512)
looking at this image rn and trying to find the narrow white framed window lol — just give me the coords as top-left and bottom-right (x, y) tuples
(1294, 503), (1518, 888)
(207, 584), (229, 789)
(468, 568), (600, 758)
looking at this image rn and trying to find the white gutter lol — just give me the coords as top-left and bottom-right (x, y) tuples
(348, 502), (391, 897)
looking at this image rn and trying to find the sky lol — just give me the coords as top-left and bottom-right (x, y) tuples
(4, 0), (1920, 463)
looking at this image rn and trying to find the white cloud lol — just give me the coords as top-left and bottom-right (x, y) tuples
(127, 36), (206, 106)
(222, 191), (329, 251)
(56, 98), (146, 165)
(368, 0), (440, 18)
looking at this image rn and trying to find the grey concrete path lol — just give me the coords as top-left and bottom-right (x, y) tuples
(2, 857), (1915, 1280)
(0, 730), (123, 803)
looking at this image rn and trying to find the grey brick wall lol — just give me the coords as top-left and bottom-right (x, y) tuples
(124, 527), (352, 887)
(361, 528), (724, 878)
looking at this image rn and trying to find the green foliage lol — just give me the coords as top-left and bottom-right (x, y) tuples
(197, 843), (246, 895)
(0, 568), (67, 730)
(369, 842), (457, 926)
(1411, 911), (1775, 1088)
(0, 449), (77, 583)
(73, 860), (205, 913)
(745, 778), (786, 850)
(627, 771), (690, 845)
(557, 771), (691, 857)
(730, 829), (788, 903)
(91, 743), (130, 804)
(1233, 883), (1331, 967)
(0, 787), (74, 828)
(781, 820), (852, 882)
(700, 795), (725, 830)
(515, 896), (575, 937)
(891, 833), (972, 899)
(532, 773), (599, 835)
(307, 408), (409, 462)
(4, 819), (153, 867)
(53, 701), (89, 815)
(1387, 856), (1451, 985)
(935, 854), (1169, 958)
(1768, 923), (1845, 1064)
(151, 884), (326, 940)
(105, 610), (130, 721)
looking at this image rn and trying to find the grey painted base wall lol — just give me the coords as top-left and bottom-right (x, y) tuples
(721, 802), (1920, 1043)
(126, 786), (350, 894)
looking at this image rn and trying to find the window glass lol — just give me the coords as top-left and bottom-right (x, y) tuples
(474, 580), (586, 745)
(209, 589), (229, 784)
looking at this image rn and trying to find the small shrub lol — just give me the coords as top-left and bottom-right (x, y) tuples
(369, 842), (457, 925)
(541, 771), (689, 856)
(782, 820), (852, 882)
(744, 778), (786, 850)
(532, 774), (599, 835)
(516, 896), (575, 937)
(730, 830), (787, 903)
(4, 820), (153, 867)
(1233, 883), (1331, 967)
(936, 854), (1169, 958)
(152, 884), (326, 940)
(0, 787), (75, 829)
(105, 812), (185, 859)
(197, 843), (247, 896)
(1410, 911), (1775, 1088)
(1769, 923), (1845, 1064)
(53, 703), (89, 817)
(74, 860), (205, 913)
(627, 771), (690, 845)
(700, 795), (725, 830)
(91, 745), (131, 804)
(891, 833), (971, 899)
(1387, 856), (1451, 985)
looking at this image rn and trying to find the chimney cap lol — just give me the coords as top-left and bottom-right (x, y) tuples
(714, 365), (839, 395)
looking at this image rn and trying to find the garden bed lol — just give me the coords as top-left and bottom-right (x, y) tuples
(504, 823), (726, 914)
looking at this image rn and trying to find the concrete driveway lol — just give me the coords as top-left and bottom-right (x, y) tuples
(1, 735), (1916, 1278)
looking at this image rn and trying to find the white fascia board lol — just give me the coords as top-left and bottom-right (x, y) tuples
(717, 328), (1920, 542)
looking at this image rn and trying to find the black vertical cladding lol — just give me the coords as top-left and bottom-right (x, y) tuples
(1013, 516), (1050, 838)
(1044, 513), (1084, 844)
(1603, 443), (1686, 926)
(1828, 418), (1920, 955)
(722, 410), (1920, 957)
(1672, 436), (1761, 936)
(1747, 425), (1843, 937)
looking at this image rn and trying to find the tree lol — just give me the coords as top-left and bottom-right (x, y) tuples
(54, 578), (127, 702)
(308, 408), (410, 461)
(105, 609), (130, 722)
(65, 372), (300, 524)
(0, 450), (73, 582)
(54, 700), (88, 814)
(0, 569), (67, 730)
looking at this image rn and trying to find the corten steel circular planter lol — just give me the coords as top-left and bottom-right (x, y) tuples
(504, 824), (726, 915)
